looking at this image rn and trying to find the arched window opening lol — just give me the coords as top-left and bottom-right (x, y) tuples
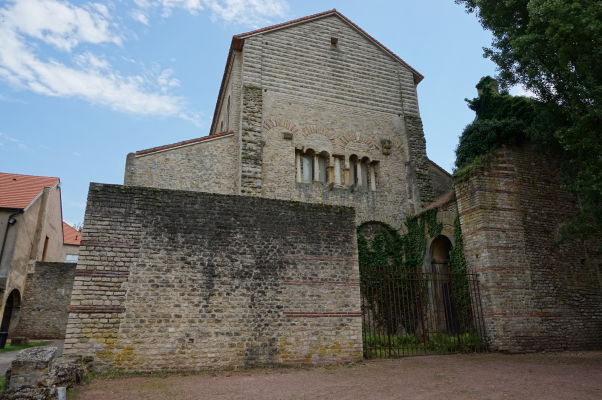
(370, 161), (379, 191)
(428, 235), (459, 334)
(226, 95), (231, 130)
(1, 289), (21, 335)
(359, 157), (370, 187)
(300, 149), (314, 183)
(317, 152), (329, 184)
(333, 155), (344, 185)
(349, 155), (359, 186)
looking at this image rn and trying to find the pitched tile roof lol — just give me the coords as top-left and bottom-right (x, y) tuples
(0, 172), (59, 209)
(135, 131), (235, 156)
(62, 222), (81, 245)
(418, 190), (456, 215)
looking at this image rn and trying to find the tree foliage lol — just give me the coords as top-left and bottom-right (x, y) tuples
(455, 0), (602, 239)
(456, 76), (538, 169)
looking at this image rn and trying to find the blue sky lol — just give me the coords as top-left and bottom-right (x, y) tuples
(0, 0), (503, 225)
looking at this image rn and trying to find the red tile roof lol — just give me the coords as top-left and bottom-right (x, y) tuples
(418, 190), (456, 215)
(135, 131), (235, 156)
(62, 222), (81, 245)
(0, 172), (59, 209)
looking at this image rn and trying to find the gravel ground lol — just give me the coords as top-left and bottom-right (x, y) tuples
(73, 351), (602, 400)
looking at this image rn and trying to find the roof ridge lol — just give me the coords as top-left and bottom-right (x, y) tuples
(233, 9), (423, 82)
(135, 131), (235, 156)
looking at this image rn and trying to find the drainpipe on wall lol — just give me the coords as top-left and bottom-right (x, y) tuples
(0, 210), (22, 279)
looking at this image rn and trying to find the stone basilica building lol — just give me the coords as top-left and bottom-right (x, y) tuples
(124, 9), (451, 229)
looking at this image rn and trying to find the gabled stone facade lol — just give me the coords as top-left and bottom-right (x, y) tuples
(124, 10), (452, 230)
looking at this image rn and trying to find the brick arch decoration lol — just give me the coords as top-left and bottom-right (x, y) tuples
(263, 118), (300, 135)
(358, 220), (397, 242)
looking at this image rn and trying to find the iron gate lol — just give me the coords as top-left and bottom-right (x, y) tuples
(361, 272), (487, 358)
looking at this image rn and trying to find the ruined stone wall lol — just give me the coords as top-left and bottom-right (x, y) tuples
(64, 183), (362, 371)
(456, 145), (602, 352)
(428, 161), (453, 200)
(124, 135), (238, 195)
(239, 84), (264, 195)
(12, 262), (76, 339)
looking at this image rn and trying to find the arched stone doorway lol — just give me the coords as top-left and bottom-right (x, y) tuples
(1, 289), (21, 335)
(428, 235), (459, 334)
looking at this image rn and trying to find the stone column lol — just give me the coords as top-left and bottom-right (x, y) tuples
(313, 154), (320, 182)
(356, 162), (363, 186)
(334, 157), (342, 185)
(369, 163), (377, 191)
(295, 152), (302, 182)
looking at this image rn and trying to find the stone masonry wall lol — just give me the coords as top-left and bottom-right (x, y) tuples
(456, 145), (602, 352)
(12, 262), (76, 339)
(124, 135), (238, 195)
(64, 183), (362, 371)
(239, 84), (264, 195)
(238, 14), (432, 226)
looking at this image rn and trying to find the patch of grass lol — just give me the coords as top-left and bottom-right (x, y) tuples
(0, 375), (5, 392)
(0, 341), (51, 353)
(364, 332), (487, 358)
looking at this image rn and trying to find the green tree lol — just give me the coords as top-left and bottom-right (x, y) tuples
(455, 0), (602, 239)
(456, 76), (538, 169)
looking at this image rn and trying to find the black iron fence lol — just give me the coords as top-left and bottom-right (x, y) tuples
(361, 272), (487, 358)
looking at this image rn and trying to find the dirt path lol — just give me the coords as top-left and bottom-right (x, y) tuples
(74, 352), (602, 400)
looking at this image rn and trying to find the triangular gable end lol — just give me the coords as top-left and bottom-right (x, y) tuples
(234, 9), (423, 83)
(211, 9), (423, 134)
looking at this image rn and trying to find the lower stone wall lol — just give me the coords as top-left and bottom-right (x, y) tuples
(12, 262), (76, 339)
(64, 184), (362, 371)
(456, 145), (602, 352)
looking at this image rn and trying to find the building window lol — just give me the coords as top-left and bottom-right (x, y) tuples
(349, 155), (359, 186)
(298, 149), (314, 183)
(334, 156), (344, 185)
(226, 95), (231, 130)
(317, 152), (329, 184)
(41, 236), (49, 261)
(360, 157), (370, 187)
(66, 254), (78, 263)
(370, 161), (378, 191)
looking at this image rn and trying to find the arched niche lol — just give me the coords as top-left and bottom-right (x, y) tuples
(1, 289), (21, 335)
(430, 235), (453, 273)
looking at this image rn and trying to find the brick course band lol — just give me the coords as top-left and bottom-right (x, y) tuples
(68, 306), (126, 314)
(282, 280), (360, 287)
(75, 270), (130, 278)
(63, 183), (363, 371)
(283, 312), (362, 318)
(456, 145), (602, 353)
(79, 240), (140, 249)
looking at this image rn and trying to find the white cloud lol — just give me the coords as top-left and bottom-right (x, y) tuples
(130, 0), (288, 26)
(131, 9), (150, 25)
(0, 0), (185, 117)
(6, 0), (121, 51)
(202, 0), (288, 26)
(0, 132), (28, 150)
(0, 93), (26, 104)
(0, 0), (290, 122)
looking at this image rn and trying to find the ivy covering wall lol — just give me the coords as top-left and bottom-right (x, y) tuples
(358, 208), (474, 336)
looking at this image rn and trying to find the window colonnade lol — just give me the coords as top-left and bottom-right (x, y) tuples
(295, 149), (378, 190)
